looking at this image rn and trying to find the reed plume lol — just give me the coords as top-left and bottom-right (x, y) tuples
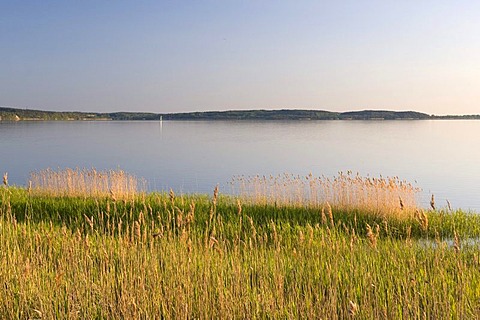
(349, 300), (359, 316)
(2, 172), (7, 186)
(326, 202), (334, 227)
(454, 231), (461, 253)
(446, 199), (452, 212)
(213, 185), (219, 207)
(366, 224), (377, 248)
(415, 209), (429, 231)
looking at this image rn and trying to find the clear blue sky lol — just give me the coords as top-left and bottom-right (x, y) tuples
(1, 1), (479, 115)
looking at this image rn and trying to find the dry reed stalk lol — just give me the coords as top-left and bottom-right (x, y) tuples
(237, 199), (242, 215)
(415, 209), (429, 231)
(84, 214), (94, 231)
(421, 210), (428, 231)
(298, 229), (305, 244)
(213, 185), (219, 207)
(134, 221), (141, 240)
(348, 300), (359, 316)
(247, 216), (257, 241)
(110, 189), (117, 202)
(270, 220), (279, 250)
(326, 202), (334, 227)
(454, 231), (461, 253)
(321, 207), (327, 225)
(350, 229), (357, 251)
(187, 202), (195, 225)
(366, 224), (377, 248)
(406, 226), (412, 245)
(307, 224), (314, 245)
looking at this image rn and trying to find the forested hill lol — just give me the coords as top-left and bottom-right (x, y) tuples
(161, 110), (339, 120)
(1, 106), (479, 121)
(0, 107), (159, 121)
(339, 110), (431, 120)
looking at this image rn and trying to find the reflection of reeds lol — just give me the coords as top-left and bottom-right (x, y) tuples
(230, 172), (421, 217)
(29, 168), (145, 199)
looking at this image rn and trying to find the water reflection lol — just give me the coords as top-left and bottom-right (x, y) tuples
(1, 120), (479, 210)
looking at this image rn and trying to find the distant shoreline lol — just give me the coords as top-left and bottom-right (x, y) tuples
(1, 106), (479, 121)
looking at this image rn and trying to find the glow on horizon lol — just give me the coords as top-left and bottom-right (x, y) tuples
(1, 1), (479, 116)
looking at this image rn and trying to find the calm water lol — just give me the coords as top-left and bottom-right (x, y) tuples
(1, 120), (479, 210)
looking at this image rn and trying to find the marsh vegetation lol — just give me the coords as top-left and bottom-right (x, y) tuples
(1, 169), (480, 318)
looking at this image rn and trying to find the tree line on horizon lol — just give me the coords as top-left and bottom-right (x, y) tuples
(1, 106), (479, 121)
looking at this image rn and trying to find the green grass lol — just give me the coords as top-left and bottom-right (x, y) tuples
(1, 187), (480, 318)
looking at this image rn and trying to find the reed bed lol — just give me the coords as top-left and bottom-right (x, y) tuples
(231, 172), (421, 218)
(1, 186), (480, 318)
(2, 169), (480, 318)
(29, 168), (145, 199)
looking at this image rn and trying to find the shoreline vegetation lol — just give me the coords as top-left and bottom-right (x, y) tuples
(1, 106), (480, 121)
(2, 169), (480, 318)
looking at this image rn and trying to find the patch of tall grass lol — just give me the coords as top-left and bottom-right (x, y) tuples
(231, 172), (420, 219)
(29, 168), (145, 199)
(1, 170), (480, 318)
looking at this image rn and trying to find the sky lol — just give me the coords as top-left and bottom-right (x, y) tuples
(1, 1), (479, 115)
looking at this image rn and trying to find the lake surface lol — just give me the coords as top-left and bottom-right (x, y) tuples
(1, 120), (479, 210)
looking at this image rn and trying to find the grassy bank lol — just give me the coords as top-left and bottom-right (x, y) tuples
(1, 186), (480, 318)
